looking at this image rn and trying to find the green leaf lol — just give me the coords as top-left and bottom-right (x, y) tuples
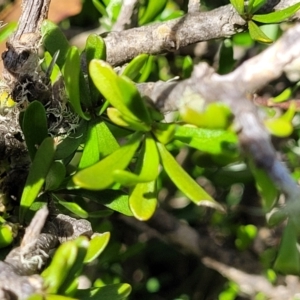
(41, 20), (70, 69)
(122, 54), (149, 81)
(272, 87), (292, 103)
(138, 55), (154, 83)
(84, 232), (110, 263)
(182, 55), (193, 79)
(0, 224), (14, 248)
(89, 59), (152, 126)
(264, 118), (293, 137)
(152, 122), (176, 144)
(54, 195), (89, 218)
(92, 0), (108, 16)
(59, 189), (133, 216)
(129, 180), (157, 220)
(274, 221), (300, 274)
(20, 137), (56, 223)
(75, 283), (132, 300)
(23, 101), (48, 161)
(43, 51), (60, 83)
(45, 161), (66, 191)
(218, 39), (235, 75)
(42, 240), (79, 293)
(45, 295), (78, 300)
(139, 0), (167, 25)
(107, 107), (151, 132)
(249, 161), (278, 211)
(229, 0), (245, 15)
(0, 22), (17, 43)
(248, 0), (267, 14)
(157, 143), (224, 211)
(73, 133), (142, 190)
(113, 134), (159, 185)
(252, 3), (300, 23)
(248, 20), (273, 43)
(174, 125), (238, 155)
(85, 34), (106, 104)
(62, 47), (91, 120)
(58, 237), (89, 296)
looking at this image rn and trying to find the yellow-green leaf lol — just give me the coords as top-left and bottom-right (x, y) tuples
(248, 20), (273, 43)
(84, 232), (110, 263)
(157, 143), (224, 211)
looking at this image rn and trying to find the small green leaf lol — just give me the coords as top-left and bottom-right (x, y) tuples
(43, 51), (61, 83)
(138, 55), (154, 83)
(42, 20), (70, 69)
(249, 161), (278, 211)
(55, 196), (89, 218)
(274, 221), (300, 274)
(139, 0), (167, 25)
(174, 125), (238, 155)
(42, 240), (79, 293)
(113, 134), (159, 185)
(129, 180), (157, 220)
(62, 46), (91, 120)
(248, 20), (273, 43)
(122, 54), (149, 81)
(182, 55), (193, 79)
(73, 133), (142, 190)
(152, 122), (176, 144)
(0, 22), (17, 43)
(85, 34), (106, 104)
(107, 107), (151, 132)
(0, 224), (14, 248)
(252, 3), (300, 23)
(229, 0), (245, 15)
(248, 0), (267, 14)
(45, 295), (78, 300)
(45, 161), (66, 191)
(84, 232), (110, 263)
(92, 0), (108, 16)
(89, 59), (152, 125)
(272, 87), (292, 103)
(157, 143), (224, 211)
(75, 283), (132, 300)
(264, 118), (293, 137)
(23, 101), (48, 161)
(20, 138), (56, 223)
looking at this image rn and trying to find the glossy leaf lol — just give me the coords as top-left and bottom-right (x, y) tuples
(42, 20), (70, 68)
(20, 138), (56, 223)
(264, 118), (293, 137)
(122, 54), (149, 81)
(157, 143), (224, 211)
(23, 101), (48, 161)
(43, 51), (61, 83)
(272, 87), (292, 103)
(84, 232), (110, 263)
(55, 196), (89, 219)
(107, 107), (151, 132)
(180, 102), (232, 129)
(113, 134), (159, 185)
(248, 0), (267, 13)
(73, 133), (142, 190)
(174, 125), (238, 155)
(274, 221), (300, 274)
(62, 46), (90, 120)
(129, 180), (157, 220)
(60, 189), (133, 216)
(139, 0), (167, 25)
(229, 0), (244, 15)
(249, 161), (278, 211)
(152, 122), (176, 145)
(89, 59), (152, 125)
(248, 20), (273, 43)
(252, 3), (300, 23)
(45, 161), (66, 191)
(85, 34), (106, 104)
(0, 224), (14, 248)
(58, 237), (89, 296)
(42, 240), (79, 293)
(75, 283), (132, 300)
